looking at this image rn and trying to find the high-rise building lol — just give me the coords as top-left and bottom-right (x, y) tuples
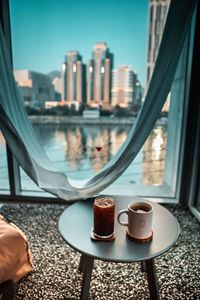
(14, 70), (55, 109)
(146, 0), (170, 85)
(61, 62), (67, 100)
(111, 66), (143, 111)
(87, 42), (113, 108)
(111, 66), (134, 108)
(61, 51), (86, 108)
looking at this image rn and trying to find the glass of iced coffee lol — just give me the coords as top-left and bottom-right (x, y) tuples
(93, 196), (115, 239)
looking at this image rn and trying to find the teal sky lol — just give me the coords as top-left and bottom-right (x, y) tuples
(10, 0), (148, 85)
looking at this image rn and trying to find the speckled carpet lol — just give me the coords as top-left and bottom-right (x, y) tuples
(0, 203), (199, 300)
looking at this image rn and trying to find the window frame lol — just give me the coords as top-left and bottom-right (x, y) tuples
(178, 0), (200, 220)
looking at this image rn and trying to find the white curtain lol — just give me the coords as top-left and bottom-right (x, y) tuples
(0, 0), (196, 200)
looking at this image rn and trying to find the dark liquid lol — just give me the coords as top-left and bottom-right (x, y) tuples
(131, 204), (151, 212)
(94, 197), (115, 237)
(95, 146), (103, 152)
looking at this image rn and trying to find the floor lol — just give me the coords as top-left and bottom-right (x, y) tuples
(0, 203), (199, 300)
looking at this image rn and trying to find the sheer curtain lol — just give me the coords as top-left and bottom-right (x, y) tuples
(0, 0), (196, 200)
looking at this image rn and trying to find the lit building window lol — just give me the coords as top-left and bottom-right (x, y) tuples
(73, 64), (76, 72)
(61, 63), (66, 71)
(101, 66), (105, 73)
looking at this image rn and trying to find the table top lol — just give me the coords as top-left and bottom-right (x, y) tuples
(58, 196), (180, 263)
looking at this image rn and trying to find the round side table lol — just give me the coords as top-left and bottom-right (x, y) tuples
(59, 196), (179, 300)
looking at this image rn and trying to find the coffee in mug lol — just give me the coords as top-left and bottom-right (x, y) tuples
(117, 201), (153, 239)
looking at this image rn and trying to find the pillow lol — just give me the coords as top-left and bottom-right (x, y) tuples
(0, 215), (32, 283)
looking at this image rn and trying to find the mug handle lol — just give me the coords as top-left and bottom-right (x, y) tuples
(117, 209), (128, 226)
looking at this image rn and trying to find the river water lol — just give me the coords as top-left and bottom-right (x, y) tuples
(0, 120), (167, 191)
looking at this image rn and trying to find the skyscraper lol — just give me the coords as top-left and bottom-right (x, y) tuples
(61, 51), (86, 108)
(111, 66), (135, 108)
(14, 70), (55, 109)
(87, 42), (113, 108)
(146, 0), (170, 85)
(111, 66), (143, 111)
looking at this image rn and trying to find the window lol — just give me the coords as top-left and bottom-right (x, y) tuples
(0, 0), (199, 211)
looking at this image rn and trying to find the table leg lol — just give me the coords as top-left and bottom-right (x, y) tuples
(140, 261), (146, 273)
(79, 254), (87, 273)
(80, 255), (94, 300)
(145, 259), (160, 300)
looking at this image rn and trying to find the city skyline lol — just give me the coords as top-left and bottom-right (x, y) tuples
(13, 47), (141, 106)
(14, 42), (143, 111)
(10, 0), (148, 85)
(60, 42), (142, 109)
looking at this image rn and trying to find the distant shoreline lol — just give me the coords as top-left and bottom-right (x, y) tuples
(29, 115), (168, 126)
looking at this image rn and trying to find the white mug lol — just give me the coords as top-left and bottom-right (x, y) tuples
(117, 202), (153, 239)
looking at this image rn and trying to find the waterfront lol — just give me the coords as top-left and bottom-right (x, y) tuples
(0, 117), (167, 192)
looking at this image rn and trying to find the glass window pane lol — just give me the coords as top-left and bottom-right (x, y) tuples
(0, 132), (10, 192)
(9, 0), (186, 200)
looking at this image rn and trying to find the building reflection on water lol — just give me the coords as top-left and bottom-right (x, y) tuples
(143, 127), (167, 185)
(65, 128), (83, 171)
(63, 126), (129, 174)
(49, 124), (167, 185)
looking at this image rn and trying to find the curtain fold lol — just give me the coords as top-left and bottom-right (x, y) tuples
(0, 0), (196, 200)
